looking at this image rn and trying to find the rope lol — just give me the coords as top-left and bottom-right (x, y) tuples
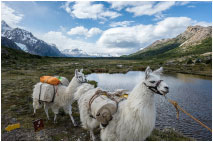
(165, 96), (212, 133)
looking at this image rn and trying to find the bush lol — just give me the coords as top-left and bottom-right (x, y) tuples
(187, 59), (193, 64)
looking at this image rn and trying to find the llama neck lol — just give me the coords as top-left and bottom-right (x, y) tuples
(126, 81), (155, 111)
(113, 81), (156, 140)
(66, 77), (81, 96)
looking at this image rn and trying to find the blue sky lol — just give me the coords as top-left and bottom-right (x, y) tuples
(1, 1), (212, 56)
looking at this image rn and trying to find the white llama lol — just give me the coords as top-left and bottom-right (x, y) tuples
(74, 66), (169, 140)
(74, 83), (100, 140)
(32, 69), (86, 125)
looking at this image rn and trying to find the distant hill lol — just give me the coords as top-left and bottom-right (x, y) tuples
(126, 25), (212, 60)
(1, 20), (64, 57)
(1, 45), (44, 66)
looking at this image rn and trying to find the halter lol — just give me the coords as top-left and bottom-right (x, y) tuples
(144, 80), (163, 95)
(76, 76), (87, 83)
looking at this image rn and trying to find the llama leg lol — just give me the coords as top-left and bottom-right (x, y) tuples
(33, 109), (36, 116)
(44, 103), (50, 120)
(33, 101), (39, 116)
(69, 113), (77, 127)
(54, 114), (57, 123)
(90, 130), (96, 141)
(52, 106), (59, 123)
(66, 105), (77, 127)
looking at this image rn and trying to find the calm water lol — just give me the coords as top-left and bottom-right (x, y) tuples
(86, 71), (212, 141)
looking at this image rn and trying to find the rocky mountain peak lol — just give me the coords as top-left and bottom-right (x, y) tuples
(1, 20), (12, 35)
(151, 38), (170, 46)
(1, 21), (63, 57)
(186, 25), (204, 33)
(179, 25), (212, 47)
(128, 25), (212, 58)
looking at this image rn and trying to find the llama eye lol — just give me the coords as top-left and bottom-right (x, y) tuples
(150, 81), (155, 83)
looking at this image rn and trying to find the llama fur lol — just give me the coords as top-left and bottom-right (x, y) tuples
(32, 69), (86, 125)
(75, 66), (169, 140)
(74, 83), (100, 140)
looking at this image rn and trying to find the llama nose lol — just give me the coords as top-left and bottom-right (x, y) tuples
(164, 86), (169, 91)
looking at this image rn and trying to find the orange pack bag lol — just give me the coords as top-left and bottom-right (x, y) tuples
(40, 76), (60, 85)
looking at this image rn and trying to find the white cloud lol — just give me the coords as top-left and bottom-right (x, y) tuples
(37, 31), (127, 57)
(175, 1), (190, 6)
(153, 13), (166, 21)
(97, 17), (194, 50)
(67, 26), (88, 36)
(193, 21), (212, 27)
(109, 1), (154, 11)
(109, 1), (192, 18)
(38, 17), (211, 56)
(1, 2), (24, 28)
(187, 5), (196, 8)
(67, 26), (102, 38)
(109, 1), (175, 17)
(154, 17), (192, 37)
(126, 1), (175, 17)
(62, 1), (121, 20)
(88, 28), (103, 37)
(38, 31), (96, 52)
(109, 21), (134, 27)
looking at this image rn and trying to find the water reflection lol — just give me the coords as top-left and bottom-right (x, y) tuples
(87, 71), (212, 141)
(87, 71), (144, 92)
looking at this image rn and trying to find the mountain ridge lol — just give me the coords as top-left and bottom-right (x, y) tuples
(1, 20), (63, 57)
(126, 25), (212, 59)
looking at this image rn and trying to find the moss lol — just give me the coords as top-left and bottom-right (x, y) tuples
(87, 80), (98, 88)
(146, 128), (194, 141)
(9, 105), (18, 111)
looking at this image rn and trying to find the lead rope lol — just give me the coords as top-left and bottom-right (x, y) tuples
(164, 96), (212, 133)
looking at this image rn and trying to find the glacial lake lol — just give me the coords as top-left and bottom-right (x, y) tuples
(86, 71), (212, 141)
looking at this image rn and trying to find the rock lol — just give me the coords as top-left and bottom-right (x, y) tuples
(10, 105), (17, 111)
(195, 58), (201, 64)
(11, 118), (17, 123)
(117, 64), (123, 68)
(187, 59), (193, 64)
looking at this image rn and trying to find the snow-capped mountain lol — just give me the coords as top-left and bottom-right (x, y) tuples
(15, 42), (28, 52)
(1, 20), (12, 35)
(62, 48), (114, 57)
(1, 20), (63, 57)
(62, 48), (90, 57)
(1, 20), (114, 57)
(1, 37), (22, 51)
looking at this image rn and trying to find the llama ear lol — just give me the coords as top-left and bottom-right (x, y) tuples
(153, 67), (163, 75)
(145, 66), (152, 79)
(80, 69), (83, 73)
(75, 69), (78, 76)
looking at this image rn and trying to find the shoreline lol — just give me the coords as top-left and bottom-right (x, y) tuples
(147, 128), (194, 141)
(1, 50), (211, 140)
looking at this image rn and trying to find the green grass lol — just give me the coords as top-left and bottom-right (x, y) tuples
(124, 37), (212, 68)
(128, 38), (181, 59)
(1, 45), (210, 140)
(160, 37), (212, 59)
(146, 128), (193, 141)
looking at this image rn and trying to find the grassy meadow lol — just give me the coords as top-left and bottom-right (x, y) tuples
(1, 46), (207, 140)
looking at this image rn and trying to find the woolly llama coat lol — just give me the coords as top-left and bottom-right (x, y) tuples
(100, 83), (156, 140)
(74, 84), (100, 133)
(100, 66), (169, 140)
(32, 69), (86, 125)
